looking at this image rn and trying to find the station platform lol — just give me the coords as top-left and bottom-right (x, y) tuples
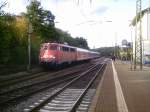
(89, 60), (150, 112)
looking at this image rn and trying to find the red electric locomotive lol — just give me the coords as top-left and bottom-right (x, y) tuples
(39, 42), (99, 67)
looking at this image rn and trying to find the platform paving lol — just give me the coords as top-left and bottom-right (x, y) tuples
(89, 59), (150, 112)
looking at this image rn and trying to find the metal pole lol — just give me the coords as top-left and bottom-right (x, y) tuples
(130, 26), (133, 70)
(134, 1), (138, 70)
(134, 0), (143, 70)
(115, 32), (117, 58)
(147, 6), (150, 39)
(27, 21), (33, 72)
(27, 29), (31, 71)
(139, 0), (143, 70)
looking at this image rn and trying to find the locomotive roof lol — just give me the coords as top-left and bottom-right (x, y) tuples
(46, 42), (76, 48)
(42, 42), (99, 54)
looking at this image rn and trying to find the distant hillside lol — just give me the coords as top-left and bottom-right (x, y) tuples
(91, 47), (115, 57)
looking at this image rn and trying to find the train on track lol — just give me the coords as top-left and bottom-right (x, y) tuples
(39, 42), (100, 67)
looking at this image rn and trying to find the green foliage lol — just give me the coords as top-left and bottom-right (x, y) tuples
(55, 29), (89, 49)
(0, 14), (17, 64)
(131, 7), (149, 26)
(74, 37), (89, 49)
(94, 47), (115, 57)
(26, 0), (55, 40)
(119, 47), (132, 60)
(26, 0), (89, 49)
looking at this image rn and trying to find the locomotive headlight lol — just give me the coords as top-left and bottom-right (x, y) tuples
(49, 55), (56, 59)
(43, 54), (49, 58)
(43, 54), (55, 59)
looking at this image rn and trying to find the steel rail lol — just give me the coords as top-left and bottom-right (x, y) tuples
(0, 64), (94, 106)
(0, 71), (80, 106)
(0, 63), (90, 88)
(0, 70), (80, 95)
(0, 63), (91, 95)
(0, 70), (43, 83)
(0, 72), (47, 87)
(69, 63), (105, 112)
(27, 64), (99, 112)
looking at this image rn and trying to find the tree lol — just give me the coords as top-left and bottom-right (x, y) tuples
(0, 1), (7, 15)
(26, 1), (90, 49)
(0, 14), (21, 64)
(94, 47), (114, 57)
(74, 37), (89, 49)
(26, 0), (55, 39)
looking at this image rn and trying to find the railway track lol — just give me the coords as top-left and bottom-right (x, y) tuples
(0, 63), (94, 106)
(0, 71), (47, 87)
(0, 71), (79, 105)
(23, 62), (106, 112)
(0, 58), (106, 112)
(0, 63), (91, 93)
(0, 67), (44, 83)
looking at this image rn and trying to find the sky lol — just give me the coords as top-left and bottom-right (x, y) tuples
(2, 0), (150, 48)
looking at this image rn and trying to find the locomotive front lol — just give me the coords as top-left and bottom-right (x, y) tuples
(39, 43), (58, 66)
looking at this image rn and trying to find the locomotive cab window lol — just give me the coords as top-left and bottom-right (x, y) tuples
(70, 48), (76, 52)
(49, 45), (57, 50)
(61, 46), (69, 52)
(42, 45), (48, 50)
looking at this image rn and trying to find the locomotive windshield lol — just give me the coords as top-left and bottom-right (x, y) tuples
(49, 45), (57, 50)
(40, 44), (48, 50)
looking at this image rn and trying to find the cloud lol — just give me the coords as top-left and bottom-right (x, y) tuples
(91, 6), (109, 15)
(113, 0), (119, 2)
(50, 0), (71, 4)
